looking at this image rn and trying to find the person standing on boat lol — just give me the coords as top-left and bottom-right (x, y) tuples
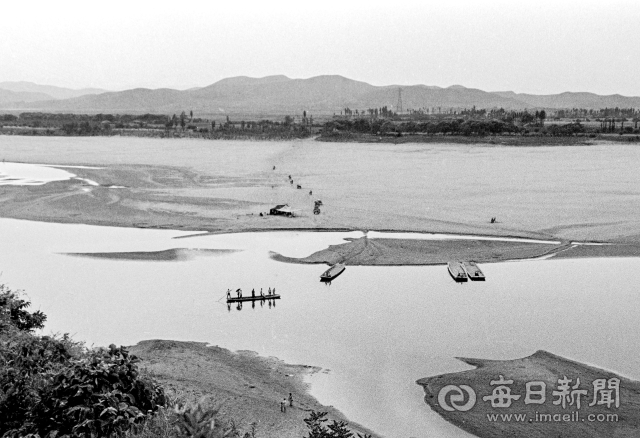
(236, 288), (242, 298)
(260, 288), (264, 297)
(268, 287), (272, 295)
(272, 287), (276, 295)
(252, 288), (255, 298)
(226, 289), (231, 300)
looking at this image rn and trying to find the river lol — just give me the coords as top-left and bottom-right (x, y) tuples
(0, 217), (638, 437)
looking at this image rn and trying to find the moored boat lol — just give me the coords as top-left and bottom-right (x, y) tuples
(447, 261), (468, 282)
(320, 263), (345, 281)
(462, 261), (485, 281)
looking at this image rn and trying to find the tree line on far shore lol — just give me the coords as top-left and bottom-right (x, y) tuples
(3, 107), (640, 140)
(324, 116), (640, 137)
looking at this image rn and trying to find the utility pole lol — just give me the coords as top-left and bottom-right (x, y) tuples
(396, 88), (403, 114)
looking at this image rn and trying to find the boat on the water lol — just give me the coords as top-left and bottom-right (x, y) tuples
(462, 261), (485, 281)
(227, 294), (280, 303)
(447, 261), (468, 282)
(320, 263), (345, 281)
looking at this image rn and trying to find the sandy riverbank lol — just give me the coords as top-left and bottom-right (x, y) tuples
(129, 340), (379, 438)
(1, 137), (640, 247)
(1, 137), (640, 264)
(417, 351), (640, 437)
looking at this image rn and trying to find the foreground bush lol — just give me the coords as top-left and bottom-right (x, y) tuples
(0, 286), (165, 437)
(304, 411), (371, 438)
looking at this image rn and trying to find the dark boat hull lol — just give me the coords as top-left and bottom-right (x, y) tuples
(227, 294), (280, 303)
(320, 264), (345, 282)
(448, 270), (468, 282)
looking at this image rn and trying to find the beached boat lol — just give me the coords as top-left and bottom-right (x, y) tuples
(462, 261), (485, 281)
(447, 261), (468, 282)
(227, 294), (280, 303)
(320, 263), (345, 281)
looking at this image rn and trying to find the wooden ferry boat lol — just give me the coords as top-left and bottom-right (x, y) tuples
(447, 261), (468, 282)
(462, 261), (485, 281)
(320, 263), (345, 281)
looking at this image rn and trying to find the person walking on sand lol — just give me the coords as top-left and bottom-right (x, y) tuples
(289, 393), (293, 407)
(280, 398), (287, 413)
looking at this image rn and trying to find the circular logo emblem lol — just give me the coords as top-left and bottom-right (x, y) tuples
(438, 385), (477, 412)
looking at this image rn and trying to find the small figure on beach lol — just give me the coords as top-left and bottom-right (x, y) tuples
(290, 180), (293, 185)
(289, 393), (293, 407)
(297, 184), (301, 189)
(309, 190), (312, 195)
(288, 175), (292, 180)
(490, 217), (496, 224)
(280, 398), (287, 413)
(273, 165), (276, 170)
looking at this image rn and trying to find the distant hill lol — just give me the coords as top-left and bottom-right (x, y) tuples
(3, 76), (640, 115)
(491, 90), (640, 109)
(0, 81), (107, 100)
(0, 88), (54, 104)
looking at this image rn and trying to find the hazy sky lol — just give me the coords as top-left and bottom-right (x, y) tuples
(2, 0), (640, 95)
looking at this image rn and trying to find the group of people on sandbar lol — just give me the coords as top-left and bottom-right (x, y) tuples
(227, 287), (276, 300)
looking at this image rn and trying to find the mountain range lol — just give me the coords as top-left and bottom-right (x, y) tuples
(1, 76), (639, 115)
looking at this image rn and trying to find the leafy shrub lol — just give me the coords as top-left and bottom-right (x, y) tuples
(0, 286), (165, 438)
(304, 411), (371, 438)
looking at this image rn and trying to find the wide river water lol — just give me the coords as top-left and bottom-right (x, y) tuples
(0, 218), (638, 438)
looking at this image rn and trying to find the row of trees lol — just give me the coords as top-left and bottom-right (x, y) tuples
(322, 117), (640, 137)
(341, 106), (396, 118)
(326, 118), (521, 136)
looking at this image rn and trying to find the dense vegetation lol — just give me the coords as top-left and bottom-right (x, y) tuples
(322, 115), (640, 138)
(0, 112), (315, 140)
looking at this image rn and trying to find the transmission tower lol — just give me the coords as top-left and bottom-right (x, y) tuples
(396, 88), (403, 114)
